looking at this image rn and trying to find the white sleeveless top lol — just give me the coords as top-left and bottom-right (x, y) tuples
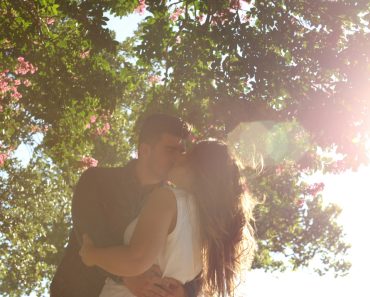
(99, 187), (202, 297)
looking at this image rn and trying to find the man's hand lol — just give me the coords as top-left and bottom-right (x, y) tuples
(123, 265), (167, 297)
(161, 277), (188, 297)
(123, 265), (187, 297)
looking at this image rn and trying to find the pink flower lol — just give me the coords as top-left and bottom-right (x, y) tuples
(134, 0), (146, 15)
(30, 125), (41, 133)
(23, 79), (31, 87)
(14, 79), (21, 86)
(103, 122), (110, 131)
(0, 152), (9, 167)
(0, 105), (3, 112)
(211, 10), (230, 25)
(46, 17), (55, 25)
(296, 198), (305, 208)
(80, 156), (98, 168)
(188, 131), (198, 143)
(306, 182), (325, 197)
(95, 122), (110, 136)
(197, 14), (206, 25)
(90, 115), (97, 123)
(170, 8), (184, 21)
(30, 64), (37, 74)
(96, 127), (103, 135)
(15, 57), (37, 75)
(275, 164), (284, 176)
(80, 50), (90, 59)
(148, 75), (161, 84)
(0, 79), (10, 94)
(11, 91), (22, 100)
(85, 123), (91, 129)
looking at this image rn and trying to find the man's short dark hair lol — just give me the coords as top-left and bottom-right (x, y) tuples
(138, 113), (191, 145)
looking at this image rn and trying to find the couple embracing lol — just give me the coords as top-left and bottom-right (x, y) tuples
(51, 113), (256, 297)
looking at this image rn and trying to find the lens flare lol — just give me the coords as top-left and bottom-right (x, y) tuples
(227, 121), (311, 168)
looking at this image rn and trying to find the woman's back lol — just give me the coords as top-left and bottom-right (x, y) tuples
(99, 186), (202, 297)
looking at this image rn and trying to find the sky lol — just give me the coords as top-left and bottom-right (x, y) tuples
(101, 11), (370, 297)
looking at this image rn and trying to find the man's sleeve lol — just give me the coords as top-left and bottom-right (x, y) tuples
(51, 168), (112, 297)
(183, 272), (203, 297)
(72, 168), (115, 247)
(71, 168), (125, 281)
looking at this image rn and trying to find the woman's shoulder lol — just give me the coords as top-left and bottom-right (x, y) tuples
(148, 185), (193, 211)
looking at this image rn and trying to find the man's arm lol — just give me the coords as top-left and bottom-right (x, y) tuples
(51, 168), (114, 297)
(72, 168), (114, 246)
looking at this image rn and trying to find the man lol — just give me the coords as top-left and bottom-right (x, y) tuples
(50, 113), (201, 297)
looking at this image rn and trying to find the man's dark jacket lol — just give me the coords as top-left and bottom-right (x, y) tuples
(50, 160), (200, 297)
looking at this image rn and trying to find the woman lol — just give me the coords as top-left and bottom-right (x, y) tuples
(80, 140), (256, 297)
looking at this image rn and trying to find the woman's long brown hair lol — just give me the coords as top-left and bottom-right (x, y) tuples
(187, 140), (256, 297)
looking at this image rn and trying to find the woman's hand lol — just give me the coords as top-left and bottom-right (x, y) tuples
(79, 234), (96, 267)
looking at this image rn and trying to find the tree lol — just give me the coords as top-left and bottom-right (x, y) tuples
(0, 0), (369, 295)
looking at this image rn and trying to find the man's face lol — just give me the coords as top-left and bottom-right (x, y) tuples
(145, 133), (185, 181)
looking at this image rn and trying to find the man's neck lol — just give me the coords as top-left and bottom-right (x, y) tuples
(135, 160), (162, 186)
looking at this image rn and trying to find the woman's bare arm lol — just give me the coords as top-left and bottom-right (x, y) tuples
(79, 187), (177, 276)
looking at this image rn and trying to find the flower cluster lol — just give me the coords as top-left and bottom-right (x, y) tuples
(211, 10), (232, 26)
(196, 14), (206, 25)
(0, 152), (9, 167)
(170, 8), (184, 21)
(80, 156), (98, 168)
(96, 122), (111, 136)
(46, 17), (55, 25)
(30, 124), (49, 133)
(0, 145), (13, 167)
(1, 57), (37, 110)
(85, 114), (111, 137)
(14, 57), (37, 75)
(305, 182), (325, 197)
(148, 75), (161, 85)
(1, 70), (22, 101)
(80, 50), (90, 59)
(134, 0), (146, 15)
